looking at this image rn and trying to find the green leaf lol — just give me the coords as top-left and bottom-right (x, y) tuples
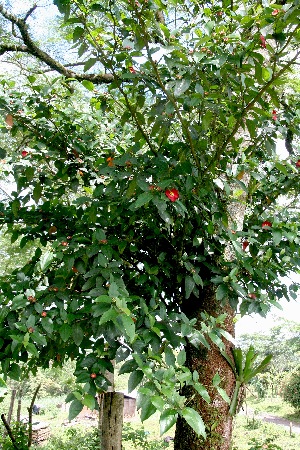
(33, 183), (42, 203)
(181, 407), (206, 438)
(0, 147), (6, 158)
(11, 200), (20, 217)
(119, 359), (138, 375)
(174, 78), (191, 97)
(177, 349), (186, 366)
(121, 315), (135, 343)
(216, 386), (230, 403)
(165, 347), (176, 366)
(216, 284), (228, 301)
(160, 408), (178, 435)
(8, 363), (22, 381)
(60, 323), (72, 342)
(72, 323), (84, 346)
(128, 370), (143, 393)
(139, 396), (157, 422)
(39, 251), (54, 271)
(272, 230), (282, 245)
(185, 276), (195, 299)
(41, 317), (54, 335)
(73, 26), (84, 42)
(81, 80), (94, 91)
(194, 383), (210, 403)
(68, 399), (83, 421)
(11, 295), (27, 310)
(84, 58), (98, 72)
(129, 192), (153, 210)
(31, 331), (47, 346)
(26, 342), (39, 357)
(83, 394), (96, 410)
(99, 307), (118, 325)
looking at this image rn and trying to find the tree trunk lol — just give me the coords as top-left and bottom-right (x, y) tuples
(101, 392), (124, 450)
(7, 389), (16, 425)
(174, 285), (236, 450)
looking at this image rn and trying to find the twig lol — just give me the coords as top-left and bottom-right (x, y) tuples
(27, 383), (41, 448)
(0, 414), (20, 450)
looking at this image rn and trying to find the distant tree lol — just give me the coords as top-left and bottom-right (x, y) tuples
(283, 367), (300, 412)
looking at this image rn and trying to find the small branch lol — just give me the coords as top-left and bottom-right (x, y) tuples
(202, 49), (300, 180)
(0, 414), (20, 450)
(24, 5), (37, 22)
(27, 383), (41, 448)
(0, 4), (114, 85)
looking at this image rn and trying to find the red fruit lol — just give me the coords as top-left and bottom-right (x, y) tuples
(99, 239), (107, 244)
(262, 220), (272, 228)
(272, 9), (279, 15)
(41, 311), (47, 317)
(61, 241), (68, 246)
(72, 266), (78, 273)
(28, 296), (36, 303)
(296, 160), (300, 168)
(129, 66), (136, 74)
(242, 241), (249, 251)
(248, 293), (256, 300)
(259, 35), (266, 48)
(21, 150), (28, 157)
(165, 188), (179, 202)
(28, 327), (34, 333)
(90, 373), (97, 379)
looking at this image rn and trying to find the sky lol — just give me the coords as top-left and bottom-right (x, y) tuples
(235, 272), (300, 336)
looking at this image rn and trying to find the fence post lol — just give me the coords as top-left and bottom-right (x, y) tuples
(101, 392), (124, 450)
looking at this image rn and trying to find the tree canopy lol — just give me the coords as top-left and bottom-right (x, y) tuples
(0, 0), (300, 448)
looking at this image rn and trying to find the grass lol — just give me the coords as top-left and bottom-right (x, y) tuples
(232, 415), (300, 450)
(2, 391), (300, 450)
(245, 395), (300, 423)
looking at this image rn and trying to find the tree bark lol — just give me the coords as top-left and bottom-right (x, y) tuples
(101, 392), (124, 450)
(174, 286), (236, 450)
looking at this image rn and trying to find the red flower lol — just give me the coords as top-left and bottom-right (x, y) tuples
(165, 188), (179, 202)
(262, 220), (272, 228)
(129, 66), (136, 74)
(272, 109), (277, 120)
(242, 241), (249, 251)
(296, 160), (300, 168)
(259, 35), (266, 48)
(21, 150), (28, 157)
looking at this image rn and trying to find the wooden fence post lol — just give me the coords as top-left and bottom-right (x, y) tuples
(101, 392), (124, 450)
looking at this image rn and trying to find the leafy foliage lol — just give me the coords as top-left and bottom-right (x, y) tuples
(0, 0), (300, 441)
(282, 367), (300, 412)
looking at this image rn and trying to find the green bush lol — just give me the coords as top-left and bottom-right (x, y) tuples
(0, 422), (29, 450)
(41, 426), (100, 450)
(122, 423), (171, 450)
(247, 437), (283, 450)
(283, 368), (300, 412)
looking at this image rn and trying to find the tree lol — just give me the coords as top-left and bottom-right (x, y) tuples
(0, 1), (300, 449)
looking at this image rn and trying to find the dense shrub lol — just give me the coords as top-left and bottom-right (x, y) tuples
(282, 368), (300, 412)
(122, 424), (171, 449)
(41, 426), (100, 450)
(0, 422), (28, 450)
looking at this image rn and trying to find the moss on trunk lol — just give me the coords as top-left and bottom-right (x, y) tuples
(174, 286), (236, 450)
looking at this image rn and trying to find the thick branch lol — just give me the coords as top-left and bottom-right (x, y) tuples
(0, 44), (28, 56)
(0, 3), (114, 84)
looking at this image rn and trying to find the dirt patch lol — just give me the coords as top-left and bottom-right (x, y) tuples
(240, 407), (300, 433)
